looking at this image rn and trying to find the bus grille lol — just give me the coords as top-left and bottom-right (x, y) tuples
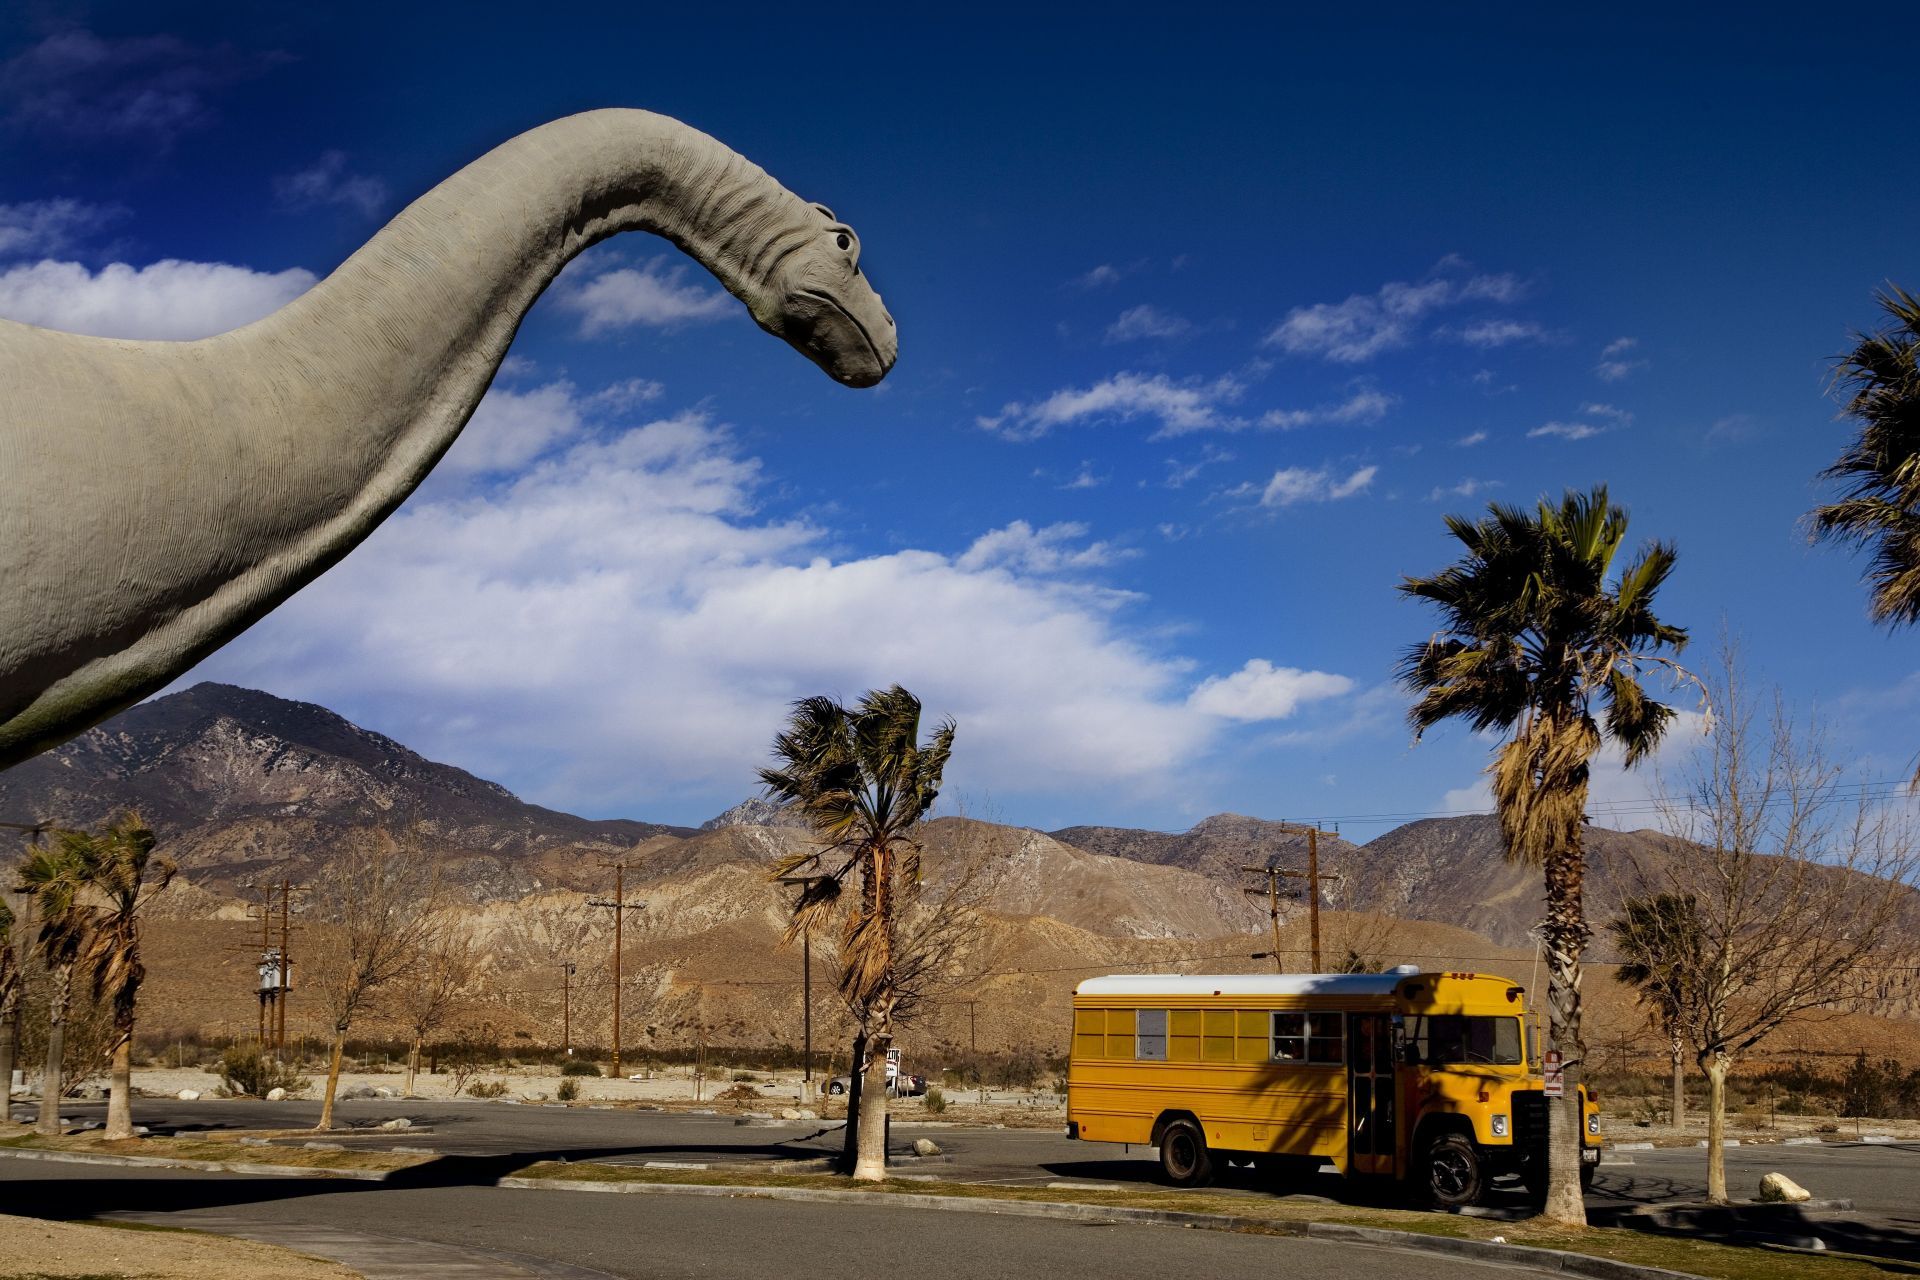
(1512, 1089), (1549, 1153)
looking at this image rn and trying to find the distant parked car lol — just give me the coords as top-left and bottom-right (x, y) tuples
(825, 1073), (923, 1097)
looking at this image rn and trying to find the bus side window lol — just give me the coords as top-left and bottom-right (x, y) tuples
(1271, 1011), (1306, 1061)
(1306, 1012), (1344, 1064)
(1136, 1009), (1168, 1061)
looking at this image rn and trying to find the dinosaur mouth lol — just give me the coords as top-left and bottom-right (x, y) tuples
(796, 290), (893, 387)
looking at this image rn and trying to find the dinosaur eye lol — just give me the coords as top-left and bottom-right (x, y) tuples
(835, 233), (852, 251)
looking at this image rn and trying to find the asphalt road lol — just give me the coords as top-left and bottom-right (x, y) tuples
(0, 1162), (1543, 1280)
(16, 1098), (1919, 1263)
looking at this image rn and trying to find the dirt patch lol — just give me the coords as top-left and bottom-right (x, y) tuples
(0, 1122), (425, 1174)
(0, 1212), (359, 1279)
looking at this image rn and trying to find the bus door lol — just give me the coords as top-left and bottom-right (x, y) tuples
(1347, 1013), (1395, 1176)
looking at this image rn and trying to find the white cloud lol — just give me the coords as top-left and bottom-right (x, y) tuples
(1261, 387), (1396, 429)
(1449, 318), (1545, 348)
(1527, 421), (1605, 441)
(1060, 461), (1106, 490)
(1188, 660), (1355, 722)
(0, 257), (314, 338)
(0, 199), (125, 257)
(956, 521), (1134, 575)
(1105, 303), (1191, 343)
(275, 151), (387, 217)
(980, 371), (1245, 440)
(1264, 263), (1526, 362)
(1455, 430), (1489, 447)
(1594, 336), (1646, 382)
(0, 30), (277, 143)
(186, 395), (1338, 814)
(557, 257), (734, 334)
(1074, 264), (1126, 290)
(1253, 463), (1378, 507)
(1427, 478), (1499, 502)
(1164, 444), (1234, 489)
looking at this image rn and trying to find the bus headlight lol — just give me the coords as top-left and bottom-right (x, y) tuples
(1491, 1114), (1508, 1138)
(1586, 1113), (1600, 1136)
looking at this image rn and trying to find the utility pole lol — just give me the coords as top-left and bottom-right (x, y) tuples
(276, 878), (292, 1056)
(776, 875), (825, 1100)
(1272, 823), (1341, 971)
(588, 859), (646, 1078)
(257, 885), (272, 1046)
(1241, 866), (1297, 973)
(559, 962), (576, 1054)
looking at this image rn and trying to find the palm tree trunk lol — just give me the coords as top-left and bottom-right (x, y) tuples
(0, 1002), (16, 1118)
(840, 1029), (866, 1174)
(1703, 1050), (1730, 1203)
(104, 1031), (135, 1140)
(1539, 844), (1589, 1227)
(1668, 1030), (1686, 1131)
(318, 1028), (347, 1130)
(852, 1021), (891, 1181)
(36, 964), (69, 1136)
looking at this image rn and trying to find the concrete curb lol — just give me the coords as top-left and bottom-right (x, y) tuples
(0, 1145), (390, 1181)
(495, 1176), (1703, 1279)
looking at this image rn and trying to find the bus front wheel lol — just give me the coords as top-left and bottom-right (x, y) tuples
(1422, 1132), (1485, 1209)
(1158, 1118), (1214, 1187)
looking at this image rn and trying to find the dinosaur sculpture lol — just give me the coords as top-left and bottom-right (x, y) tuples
(0, 109), (895, 769)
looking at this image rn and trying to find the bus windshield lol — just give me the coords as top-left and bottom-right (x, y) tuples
(1405, 1015), (1523, 1066)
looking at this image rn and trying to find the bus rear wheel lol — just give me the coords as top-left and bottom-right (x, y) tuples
(1158, 1118), (1214, 1187)
(1422, 1132), (1485, 1209)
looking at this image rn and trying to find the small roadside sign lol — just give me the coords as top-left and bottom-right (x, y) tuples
(1543, 1049), (1565, 1098)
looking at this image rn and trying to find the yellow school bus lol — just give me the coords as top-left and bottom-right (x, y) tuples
(1066, 968), (1600, 1206)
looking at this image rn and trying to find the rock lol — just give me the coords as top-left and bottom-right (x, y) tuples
(796, 1108), (818, 1120)
(75, 1084), (105, 1101)
(1759, 1172), (1812, 1203)
(913, 1138), (942, 1157)
(265, 1087), (287, 1101)
(177, 1089), (200, 1101)
(339, 1085), (376, 1100)
(780, 1108), (802, 1120)
(373, 1086), (395, 1099)
(378, 1117), (412, 1131)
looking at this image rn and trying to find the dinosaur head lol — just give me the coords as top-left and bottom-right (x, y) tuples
(755, 202), (896, 388)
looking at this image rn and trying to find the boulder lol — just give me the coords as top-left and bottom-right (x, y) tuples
(176, 1089), (200, 1101)
(913, 1138), (942, 1157)
(339, 1085), (376, 1100)
(378, 1117), (412, 1131)
(1759, 1172), (1812, 1203)
(265, 1087), (288, 1102)
(780, 1108), (802, 1120)
(373, 1086), (395, 1099)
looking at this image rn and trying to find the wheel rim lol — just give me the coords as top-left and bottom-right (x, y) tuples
(1430, 1146), (1473, 1198)
(1167, 1131), (1197, 1176)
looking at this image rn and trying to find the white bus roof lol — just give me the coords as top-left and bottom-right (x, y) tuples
(1075, 968), (1421, 998)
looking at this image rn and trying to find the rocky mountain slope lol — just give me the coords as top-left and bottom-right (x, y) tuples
(0, 683), (692, 897)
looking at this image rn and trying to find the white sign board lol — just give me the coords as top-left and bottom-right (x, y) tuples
(1543, 1048), (1565, 1098)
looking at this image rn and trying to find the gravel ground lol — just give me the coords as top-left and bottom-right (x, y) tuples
(0, 1211), (360, 1280)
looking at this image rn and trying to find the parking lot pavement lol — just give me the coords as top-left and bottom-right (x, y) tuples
(23, 1098), (1918, 1242)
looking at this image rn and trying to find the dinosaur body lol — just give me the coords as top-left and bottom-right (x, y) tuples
(0, 109), (895, 768)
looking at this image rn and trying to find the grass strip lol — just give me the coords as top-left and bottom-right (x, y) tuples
(508, 1159), (1920, 1280)
(0, 1127), (425, 1174)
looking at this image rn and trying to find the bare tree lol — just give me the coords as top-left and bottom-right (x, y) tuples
(305, 832), (442, 1129)
(1645, 641), (1920, 1201)
(396, 909), (478, 1097)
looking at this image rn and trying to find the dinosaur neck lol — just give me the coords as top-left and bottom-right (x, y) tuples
(242, 109), (796, 506)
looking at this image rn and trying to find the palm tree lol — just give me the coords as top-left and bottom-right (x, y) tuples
(0, 900), (21, 1115)
(1811, 286), (1920, 637)
(1608, 892), (1701, 1131)
(1398, 485), (1688, 1224)
(761, 686), (955, 1182)
(70, 814), (173, 1139)
(16, 835), (91, 1136)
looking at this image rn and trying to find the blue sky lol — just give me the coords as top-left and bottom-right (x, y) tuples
(4, 5), (1918, 833)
